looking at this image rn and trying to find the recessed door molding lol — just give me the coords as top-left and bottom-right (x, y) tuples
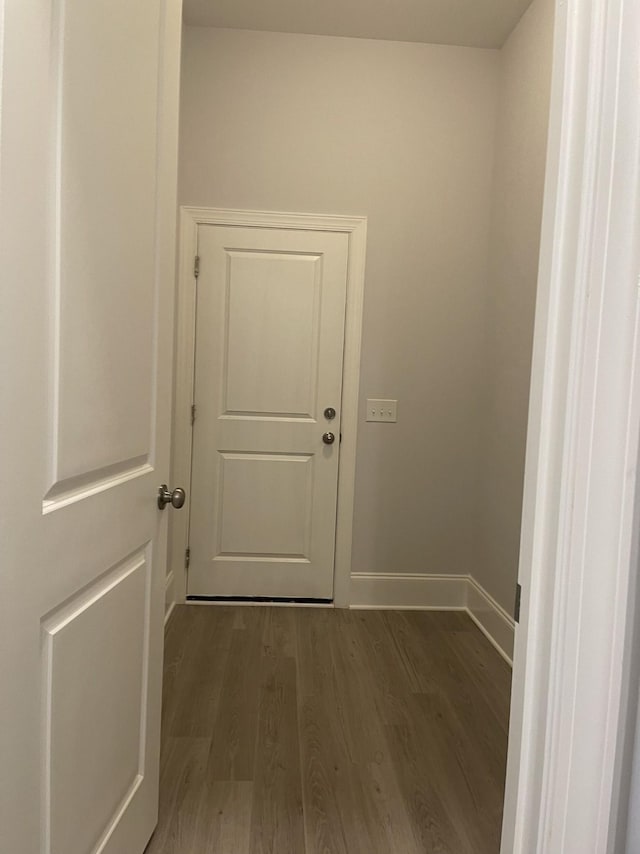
(170, 207), (367, 608)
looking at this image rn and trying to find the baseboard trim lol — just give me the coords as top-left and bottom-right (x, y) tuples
(164, 571), (176, 627)
(466, 576), (515, 665)
(349, 572), (515, 664)
(349, 573), (468, 610)
(164, 600), (176, 627)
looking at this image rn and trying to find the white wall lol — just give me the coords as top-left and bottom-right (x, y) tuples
(476, 0), (554, 613)
(179, 28), (499, 581)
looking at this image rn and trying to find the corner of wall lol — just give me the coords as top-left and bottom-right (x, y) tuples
(475, 0), (555, 616)
(349, 571), (514, 663)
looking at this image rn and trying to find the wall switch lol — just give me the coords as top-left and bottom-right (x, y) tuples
(366, 399), (397, 422)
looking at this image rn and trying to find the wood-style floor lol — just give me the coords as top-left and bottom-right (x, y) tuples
(145, 605), (511, 854)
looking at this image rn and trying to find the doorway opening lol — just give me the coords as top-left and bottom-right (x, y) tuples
(155, 0), (555, 851)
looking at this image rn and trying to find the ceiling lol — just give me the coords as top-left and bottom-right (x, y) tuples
(182, 0), (534, 50)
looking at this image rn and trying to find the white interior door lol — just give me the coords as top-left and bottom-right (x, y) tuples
(187, 224), (349, 600)
(0, 3), (181, 854)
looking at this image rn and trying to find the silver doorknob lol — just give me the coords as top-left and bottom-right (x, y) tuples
(157, 485), (186, 510)
(322, 432), (336, 445)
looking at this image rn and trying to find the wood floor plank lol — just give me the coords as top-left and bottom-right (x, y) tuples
(250, 655), (305, 854)
(444, 624), (512, 732)
(434, 634), (510, 783)
(390, 612), (510, 793)
(261, 605), (297, 660)
(296, 609), (371, 854)
(383, 609), (457, 694)
(360, 610), (507, 852)
(144, 737), (211, 854)
(295, 608), (335, 696)
(336, 611), (474, 853)
(327, 610), (424, 854)
(169, 606), (236, 738)
(206, 606), (266, 781)
(352, 609), (425, 726)
(161, 606), (209, 741)
(153, 605), (509, 854)
(384, 720), (477, 854)
(415, 691), (505, 852)
(298, 688), (372, 854)
(296, 609), (421, 854)
(193, 781), (254, 852)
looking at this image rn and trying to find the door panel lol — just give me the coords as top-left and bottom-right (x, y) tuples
(216, 452), (314, 557)
(223, 251), (322, 417)
(53, 0), (159, 485)
(45, 552), (149, 854)
(0, 2), (181, 853)
(188, 226), (348, 599)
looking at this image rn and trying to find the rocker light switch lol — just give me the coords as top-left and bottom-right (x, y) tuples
(366, 399), (397, 422)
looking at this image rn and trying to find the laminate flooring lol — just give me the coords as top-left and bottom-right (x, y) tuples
(145, 605), (511, 854)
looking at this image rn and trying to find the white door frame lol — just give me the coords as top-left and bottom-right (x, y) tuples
(501, 0), (640, 850)
(169, 207), (367, 608)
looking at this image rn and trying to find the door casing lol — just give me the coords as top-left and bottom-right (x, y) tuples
(500, 0), (640, 850)
(169, 207), (367, 609)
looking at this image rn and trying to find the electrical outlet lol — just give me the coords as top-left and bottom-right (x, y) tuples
(366, 399), (397, 422)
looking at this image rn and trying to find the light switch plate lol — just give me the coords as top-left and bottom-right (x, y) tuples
(366, 399), (397, 422)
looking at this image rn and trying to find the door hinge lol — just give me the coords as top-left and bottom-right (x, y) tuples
(514, 582), (522, 623)
(191, 404), (196, 426)
(194, 255), (200, 279)
(185, 547), (191, 569)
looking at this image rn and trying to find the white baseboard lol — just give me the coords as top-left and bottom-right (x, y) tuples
(164, 571), (176, 627)
(164, 600), (176, 627)
(466, 576), (515, 664)
(350, 573), (468, 610)
(349, 571), (515, 665)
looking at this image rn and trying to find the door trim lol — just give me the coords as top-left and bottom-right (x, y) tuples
(170, 207), (367, 608)
(501, 0), (640, 849)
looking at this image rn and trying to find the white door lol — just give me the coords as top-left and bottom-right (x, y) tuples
(187, 224), (349, 600)
(0, 3), (180, 854)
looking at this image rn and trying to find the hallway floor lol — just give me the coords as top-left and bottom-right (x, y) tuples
(145, 605), (510, 854)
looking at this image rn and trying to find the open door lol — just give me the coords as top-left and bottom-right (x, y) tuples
(0, 2), (181, 853)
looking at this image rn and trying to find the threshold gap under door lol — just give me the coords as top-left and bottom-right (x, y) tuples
(186, 595), (333, 605)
